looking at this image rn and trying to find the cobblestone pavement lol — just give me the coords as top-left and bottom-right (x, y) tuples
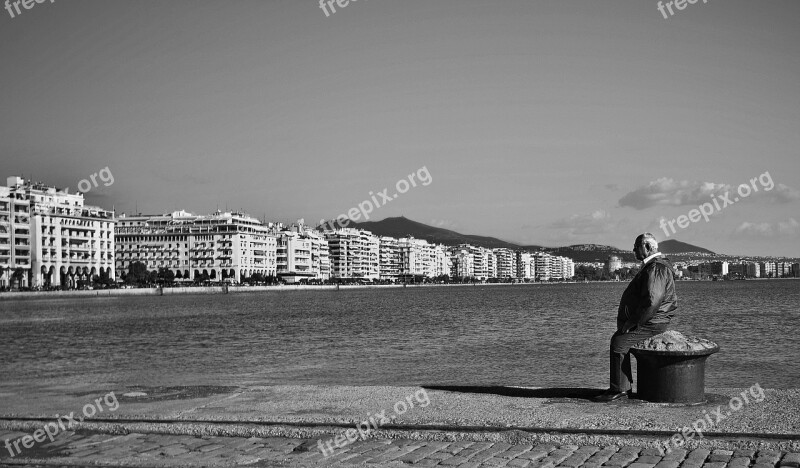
(1, 428), (799, 468)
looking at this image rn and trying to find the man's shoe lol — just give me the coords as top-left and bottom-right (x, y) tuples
(593, 390), (628, 402)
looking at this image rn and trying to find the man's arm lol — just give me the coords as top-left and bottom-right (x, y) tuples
(620, 264), (669, 332)
(632, 264), (669, 327)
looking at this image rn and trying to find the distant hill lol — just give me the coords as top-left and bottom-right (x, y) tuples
(659, 239), (715, 255)
(543, 244), (636, 263)
(342, 216), (521, 249)
(319, 216), (717, 261)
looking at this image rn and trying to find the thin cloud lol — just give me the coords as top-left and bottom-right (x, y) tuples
(734, 218), (800, 238)
(550, 210), (617, 238)
(764, 184), (800, 204)
(619, 178), (729, 210)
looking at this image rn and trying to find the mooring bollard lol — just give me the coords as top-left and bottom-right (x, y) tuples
(631, 331), (719, 404)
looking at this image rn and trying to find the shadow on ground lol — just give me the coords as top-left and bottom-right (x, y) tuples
(423, 386), (608, 401)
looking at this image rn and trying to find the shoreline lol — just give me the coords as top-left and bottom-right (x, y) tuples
(0, 281), (574, 301)
(1, 277), (797, 301)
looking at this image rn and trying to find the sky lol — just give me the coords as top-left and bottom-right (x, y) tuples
(1, 0), (798, 257)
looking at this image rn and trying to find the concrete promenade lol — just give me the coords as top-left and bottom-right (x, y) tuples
(0, 385), (798, 467)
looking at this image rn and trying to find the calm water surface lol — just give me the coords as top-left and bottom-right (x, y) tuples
(1, 281), (798, 390)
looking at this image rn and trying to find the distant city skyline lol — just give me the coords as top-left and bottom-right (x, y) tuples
(2, 0), (799, 256)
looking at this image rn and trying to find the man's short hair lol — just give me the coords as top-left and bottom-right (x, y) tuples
(638, 232), (659, 252)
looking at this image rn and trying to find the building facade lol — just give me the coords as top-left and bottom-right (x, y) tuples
(115, 210), (276, 283)
(1, 176), (115, 289)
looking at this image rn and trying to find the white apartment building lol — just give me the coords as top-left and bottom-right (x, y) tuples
(325, 228), (379, 280)
(516, 252), (535, 280)
(397, 237), (448, 279)
(493, 248), (517, 278)
(1, 176), (115, 289)
(274, 222), (330, 283)
(449, 247), (474, 278)
(116, 210), (276, 283)
(379, 236), (401, 281)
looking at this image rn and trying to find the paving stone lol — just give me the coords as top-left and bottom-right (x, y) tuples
(412, 459), (444, 467)
(728, 458), (752, 468)
(628, 463), (657, 468)
(508, 459), (531, 467)
(605, 451), (639, 466)
(560, 452), (595, 467)
(589, 447), (621, 464)
(781, 453), (800, 468)
(641, 448), (665, 457)
(529, 461), (556, 468)
(370, 444), (424, 463)
(458, 442), (497, 459)
(757, 451), (783, 465)
(734, 450), (757, 459)
(396, 441), (452, 463)
(582, 464), (604, 468)
(196, 443), (225, 453)
(470, 443), (514, 463)
(542, 447), (578, 465)
(702, 463), (728, 468)
(341, 447), (393, 465)
(428, 450), (455, 460)
(655, 461), (681, 468)
(446, 440), (476, 454)
(440, 455), (471, 465)
(483, 457), (512, 466)
(753, 464), (778, 468)
(681, 461), (705, 468)
(637, 456), (664, 464)
(708, 453), (733, 463)
(686, 449), (712, 462)
(455, 463), (482, 468)
(663, 449), (688, 461)
(498, 444), (533, 459)
(620, 446), (644, 455)
(158, 444), (190, 456)
(520, 445), (557, 461)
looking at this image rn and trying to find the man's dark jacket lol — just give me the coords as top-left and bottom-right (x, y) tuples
(617, 255), (677, 331)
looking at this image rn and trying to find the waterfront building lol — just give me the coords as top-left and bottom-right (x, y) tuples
(709, 261), (729, 277)
(760, 262), (775, 278)
(793, 263), (800, 278)
(493, 248), (517, 279)
(605, 256), (622, 275)
(486, 250), (497, 279)
(116, 210), (276, 283)
(397, 236), (448, 279)
(777, 261), (793, 278)
(1, 176), (115, 289)
(379, 236), (401, 281)
(746, 262), (760, 278)
(325, 228), (379, 280)
(449, 247), (474, 279)
(451, 244), (491, 280)
(273, 221), (330, 283)
(534, 252), (552, 281)
(727, 262), (747, 278)
(516, 252), (534, 279)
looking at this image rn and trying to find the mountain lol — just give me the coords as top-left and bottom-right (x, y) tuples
(543, 244), (636, 263)
(321, 216), (717, 261)
(344, 216), (522, 249)
(659, 239), (715, 255)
